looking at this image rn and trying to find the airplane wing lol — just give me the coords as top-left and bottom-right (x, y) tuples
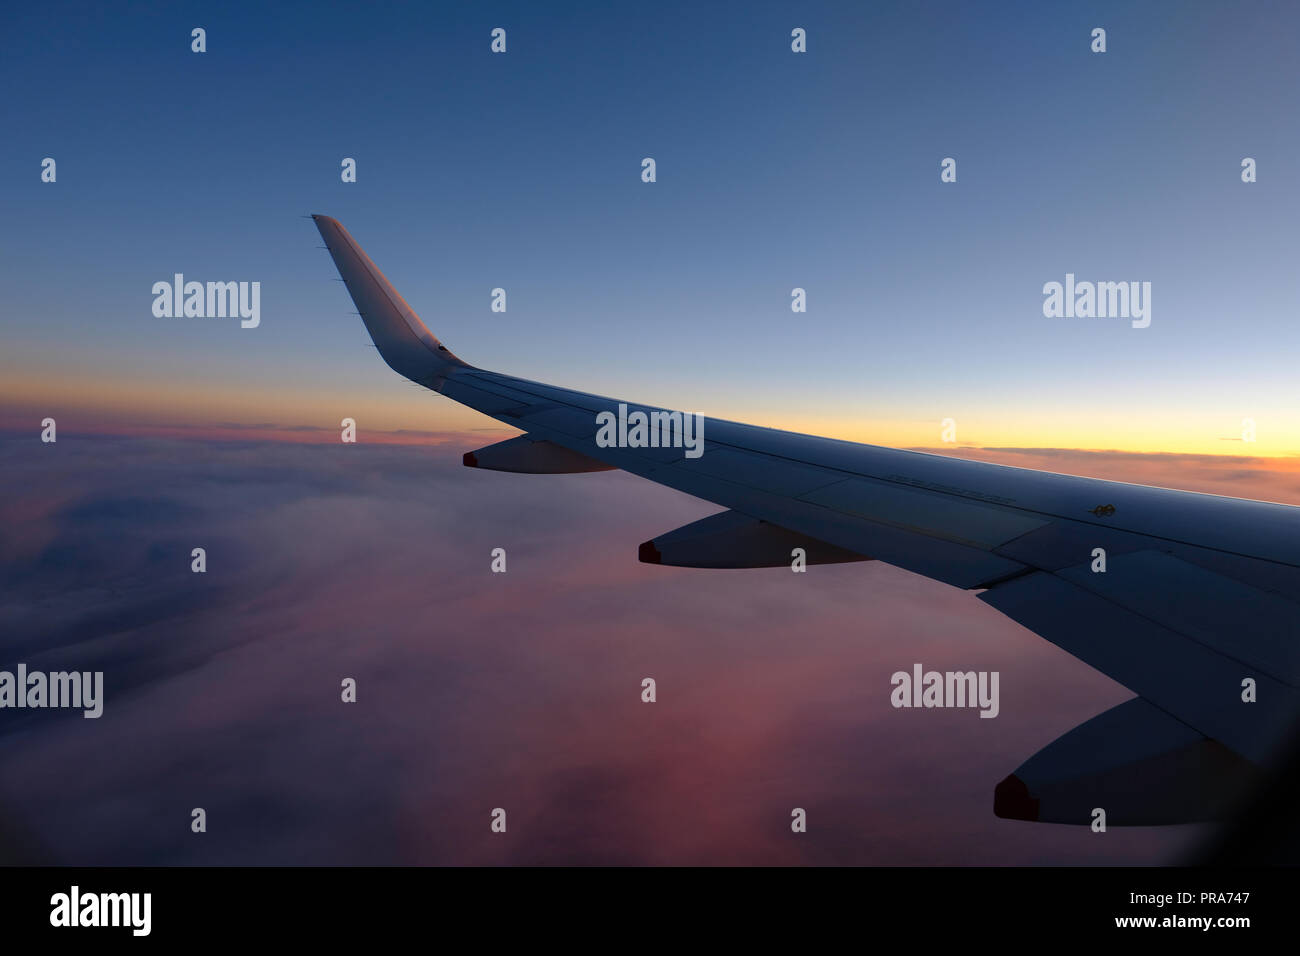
(313, 214), (1300, 825)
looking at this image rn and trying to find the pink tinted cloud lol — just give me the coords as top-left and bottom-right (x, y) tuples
(4, 437), (1289, 863)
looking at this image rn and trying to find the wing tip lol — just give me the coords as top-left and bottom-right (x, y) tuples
(312, 214), (473, 379)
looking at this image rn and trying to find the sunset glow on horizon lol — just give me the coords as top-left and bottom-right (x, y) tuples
(4, 362), (1298, 463)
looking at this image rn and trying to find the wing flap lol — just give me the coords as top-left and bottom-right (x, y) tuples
(1057, 550), (1300, 682)
(980, 571), (1300, 764)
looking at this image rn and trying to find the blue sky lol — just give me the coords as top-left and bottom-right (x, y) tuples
(3, 0), (1298, 452)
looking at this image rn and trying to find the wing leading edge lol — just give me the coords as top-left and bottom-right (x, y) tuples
(313, 215), (1300, 819)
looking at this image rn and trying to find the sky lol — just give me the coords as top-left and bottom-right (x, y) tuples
(2, 0), (1299, 455)
(1, 1), (1299, 865)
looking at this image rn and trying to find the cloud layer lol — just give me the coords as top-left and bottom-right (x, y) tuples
(5, 436), (1281, 864)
